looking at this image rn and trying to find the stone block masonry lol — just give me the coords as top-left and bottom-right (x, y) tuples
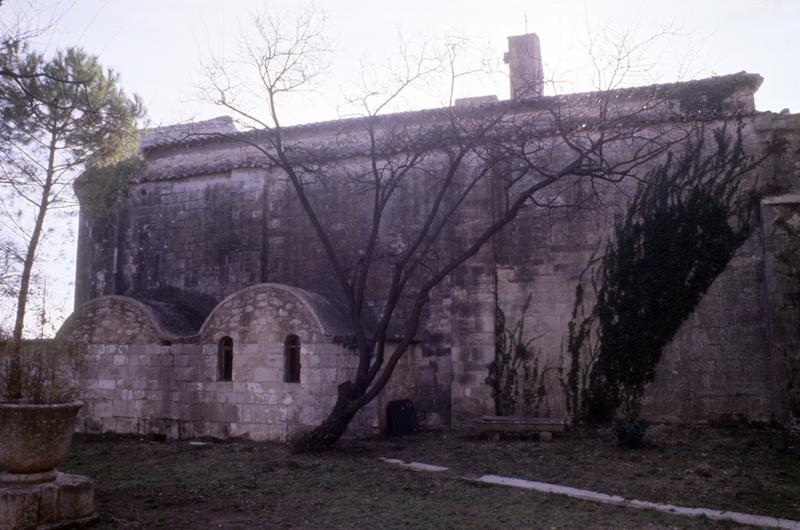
(64, 33), (800, 436)
(0, 473), (96, 530)
(59, 284), (418, 441)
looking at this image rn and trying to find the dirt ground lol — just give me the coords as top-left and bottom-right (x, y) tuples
(61, 423), (800, 529)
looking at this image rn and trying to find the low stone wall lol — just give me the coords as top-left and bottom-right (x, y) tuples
(76, 340), (361, 441)
(58, 285), (420, 441)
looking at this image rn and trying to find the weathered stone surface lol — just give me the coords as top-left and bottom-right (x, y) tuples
(55, 473), (95, 521)
(60, 35), (800, 437)
(0, 473), (95, 530)
(0, 403), (82, 475)
(56, 284), (417, 441)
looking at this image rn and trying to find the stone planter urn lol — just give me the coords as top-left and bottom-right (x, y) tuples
(0, 400), (82, 483)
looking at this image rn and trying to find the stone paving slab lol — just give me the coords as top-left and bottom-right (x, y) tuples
(476, 474), (800, 530)
(380, 457), (800, 530)
(378, 457), (449, 472)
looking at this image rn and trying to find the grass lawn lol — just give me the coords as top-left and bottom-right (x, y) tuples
(62, 424), (800, 529)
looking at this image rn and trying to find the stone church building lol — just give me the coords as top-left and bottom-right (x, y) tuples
(57, 34), (800, 441)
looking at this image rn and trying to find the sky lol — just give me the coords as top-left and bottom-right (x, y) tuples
(11, 0), (800, 124)
(1, 0), (798, 335)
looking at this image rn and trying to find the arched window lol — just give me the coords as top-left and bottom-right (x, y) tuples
(218, 336), (233, 381)
(284, 334), (301, 383)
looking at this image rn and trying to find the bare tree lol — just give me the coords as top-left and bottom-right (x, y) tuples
(204, 8), (700, 450)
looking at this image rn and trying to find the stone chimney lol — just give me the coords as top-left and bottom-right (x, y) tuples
(504, 33), (543, 99)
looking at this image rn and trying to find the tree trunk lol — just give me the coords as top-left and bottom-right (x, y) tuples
(7, 133), (56, 401)
(11, 131), (57, 345)
(290, 381), (359, 452)
(11, 196), (48, 345)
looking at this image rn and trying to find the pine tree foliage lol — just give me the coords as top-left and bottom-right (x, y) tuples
(0, 44), (143, 346)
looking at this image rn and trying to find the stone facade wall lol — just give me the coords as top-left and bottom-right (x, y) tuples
(58, 285), (417, 441)
(68, 71), (800, 433)
(643, 115), (798, 424)
(128, 169), (267, 305)
(490, 117), (800, 424)
(642, 233), (773, 421)
(761, 199), (800, 425)
(493, 176), (611, 416)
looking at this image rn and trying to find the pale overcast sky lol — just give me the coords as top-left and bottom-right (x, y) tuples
(8, 0), (800, 126)
(1, 0), (798, 334)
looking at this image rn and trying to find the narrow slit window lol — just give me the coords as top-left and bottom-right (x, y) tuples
(284, 334), (301, 383)
(218, 336), (233, 381)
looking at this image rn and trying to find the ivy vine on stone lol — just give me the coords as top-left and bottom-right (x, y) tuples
(586, 123), (762, 419)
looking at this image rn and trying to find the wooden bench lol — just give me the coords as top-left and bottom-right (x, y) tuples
(475, 415), (566, 441)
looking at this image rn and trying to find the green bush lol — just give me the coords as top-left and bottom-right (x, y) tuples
(588, 124), (759, 418)
(614, 415), (649, 449)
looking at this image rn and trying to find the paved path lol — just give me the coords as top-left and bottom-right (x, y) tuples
(379, 457), (800, 530)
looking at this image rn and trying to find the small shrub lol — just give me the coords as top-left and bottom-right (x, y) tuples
(487, 298), (552, 416)
(486, 303), (531, 416)
(0, 341), (84, 403)
(557, 261), (602, 424)
(614, 415), (649, 449)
